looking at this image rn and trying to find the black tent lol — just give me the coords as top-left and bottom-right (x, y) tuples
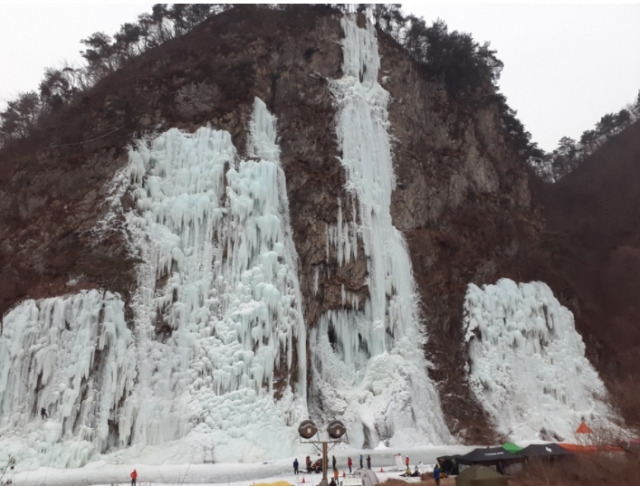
(458, 447), (524, 467)
(436, 455), (462, 476)
(520, 443), (573, 459)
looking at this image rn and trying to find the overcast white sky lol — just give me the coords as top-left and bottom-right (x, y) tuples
(1, 1), (639, 152)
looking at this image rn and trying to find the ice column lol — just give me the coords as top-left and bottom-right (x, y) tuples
(311, 16), (451, 447)
(464, 278), (618, 441)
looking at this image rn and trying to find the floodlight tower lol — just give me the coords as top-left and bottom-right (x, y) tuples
(298, 419), (347, 486)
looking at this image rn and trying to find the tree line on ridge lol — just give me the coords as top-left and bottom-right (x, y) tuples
(1, 3), (637, 183)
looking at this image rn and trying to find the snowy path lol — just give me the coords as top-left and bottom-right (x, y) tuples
(6, 446), (475, 486)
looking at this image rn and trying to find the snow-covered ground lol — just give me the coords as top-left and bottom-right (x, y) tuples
(2, 445), (476, 486)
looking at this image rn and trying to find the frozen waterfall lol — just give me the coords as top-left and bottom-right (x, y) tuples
(122, 98), (308, 463)
(463, 278), (618, 441)
(0, 290), (132, 467)
(0, 99), (308, 467)
(309, 16), (452, 447)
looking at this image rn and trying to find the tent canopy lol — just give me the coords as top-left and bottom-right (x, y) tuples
(520, 443), (573, 458)
(455, 465), (507, 486)
(559, 443), (624, 453)
(458, 447), (524, 466)
(501, 442), (522, 453)
(575, 421), (593, 434)
(356, 468), (380, 486)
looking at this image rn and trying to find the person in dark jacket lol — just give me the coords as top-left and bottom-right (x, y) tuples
(40, 407), (47, 419)
(366, 455), (371, 469)
(433, 464), (440, 486)
(293, 458), (299, 475)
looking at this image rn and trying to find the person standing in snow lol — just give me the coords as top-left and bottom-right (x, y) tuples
(40, 407), (47, 419)
(433, 464), (440, 486)
(405, 456), (410, 468)
(130, 468), (137, 486)
(366, 455), (371, 469)
(359, 455), (363, 469)
(347, 457), (352, 473)
(332, 455), (337, 471)
(293, 458), (299, 475)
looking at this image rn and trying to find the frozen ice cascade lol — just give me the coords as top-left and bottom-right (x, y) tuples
(0, 99), (309, 467)
(309, 17), (452, 447)
(463, 278), (618, 441)
(0, 291), (132, 468)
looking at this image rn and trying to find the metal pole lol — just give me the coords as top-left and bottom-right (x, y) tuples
(322, 441), (328, 484)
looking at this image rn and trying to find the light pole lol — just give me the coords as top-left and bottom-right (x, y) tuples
(298, 419), (347, 486)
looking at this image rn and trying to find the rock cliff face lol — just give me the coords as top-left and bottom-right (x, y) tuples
(377, 29), (541, 439)
(0, 5), (637, 444)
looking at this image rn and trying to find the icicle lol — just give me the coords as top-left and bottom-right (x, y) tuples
(247, 97), (281, 162)
(326, 198), (359, 267)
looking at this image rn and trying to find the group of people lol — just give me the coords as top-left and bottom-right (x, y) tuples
(295, 454), (372, 475)
(403, 466), (421, 477)
(404, 460), (441, 486)
(293, 454), (441, 486)
(303, 456), (323, 473)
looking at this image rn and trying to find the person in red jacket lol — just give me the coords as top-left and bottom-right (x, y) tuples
(130, 469), (138, 486)
(347, 457), (353, 473)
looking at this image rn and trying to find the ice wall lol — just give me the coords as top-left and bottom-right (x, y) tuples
(464, 278), (617, 441)
(0, 290), (133, 467)
(310, 16), (452, 447)
(0, 99), (308, 467)
(122, 99), (307, 462)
